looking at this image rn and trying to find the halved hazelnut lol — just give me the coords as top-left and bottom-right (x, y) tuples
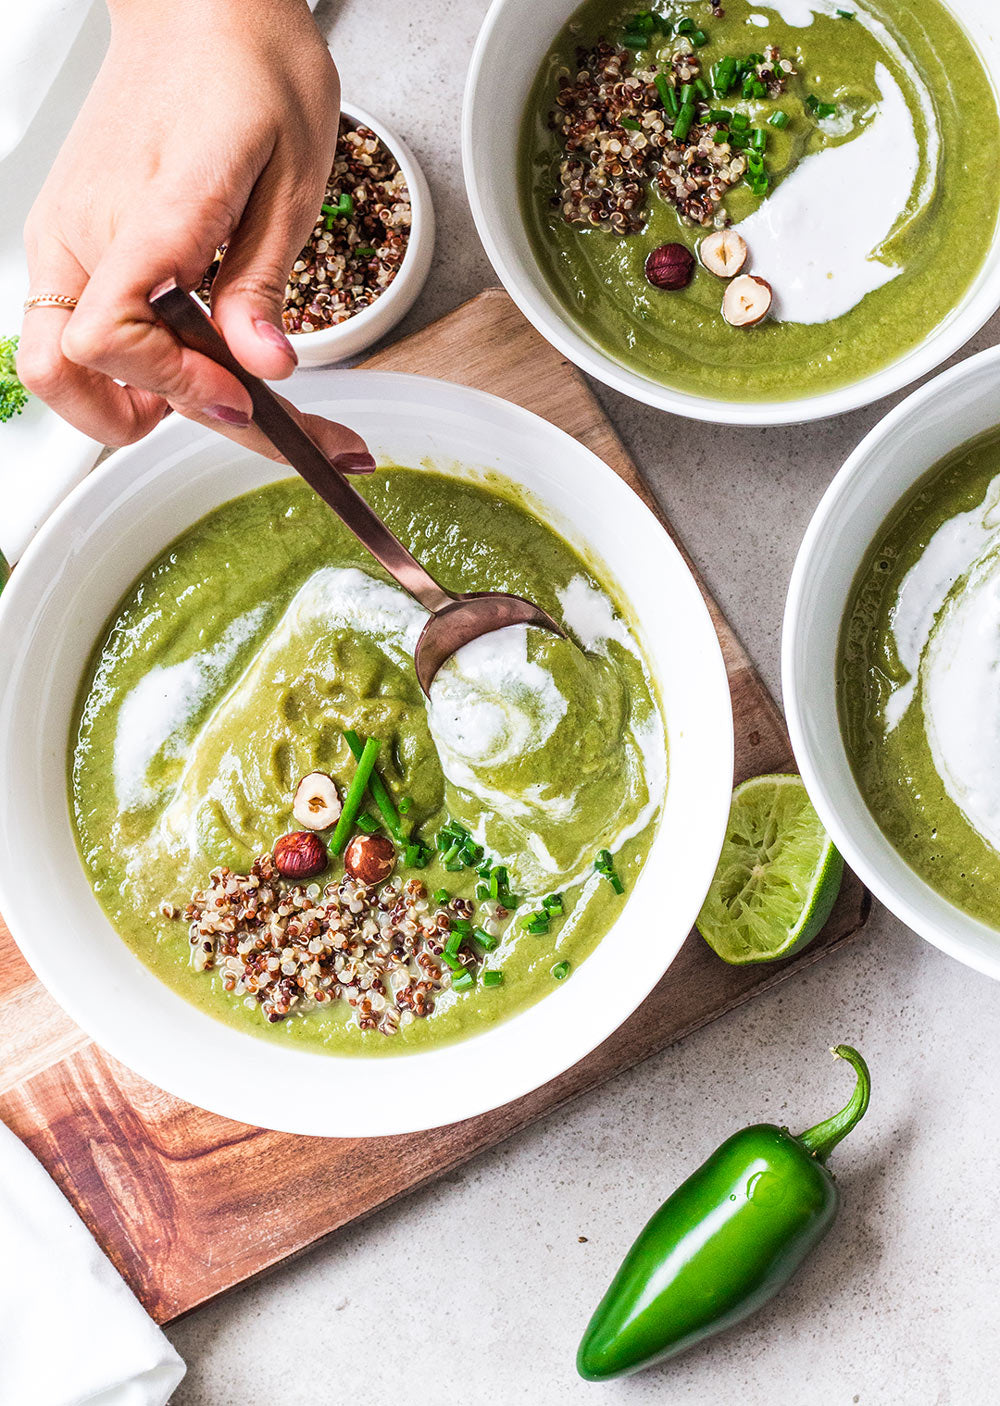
(292, 771), (341, 831)
(344, 833), (396, 887)
(722, 274), (772, 327)
(700, 230), (748, 279)
(273, 830), (327, 880)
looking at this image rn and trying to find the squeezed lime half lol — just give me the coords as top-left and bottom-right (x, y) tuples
(696, 773), (844, 965)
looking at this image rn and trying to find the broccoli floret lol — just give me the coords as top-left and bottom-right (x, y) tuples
(0, 335), (29, 423)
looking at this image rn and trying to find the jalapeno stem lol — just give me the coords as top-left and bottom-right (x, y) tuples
(796, 1045), (871, 1163)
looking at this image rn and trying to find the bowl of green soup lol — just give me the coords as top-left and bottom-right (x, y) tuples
(464, 0), (1000, 424)
(0, 372), (733, 1134)
(784, 344), (1000, 976)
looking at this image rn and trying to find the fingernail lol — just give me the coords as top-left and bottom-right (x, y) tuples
(333, 451), (377, 473)
(254, 319), (297, 363)
(205, 404), (252, 427)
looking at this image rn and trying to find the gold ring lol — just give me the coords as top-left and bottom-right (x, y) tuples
(23, 293), (80, 312)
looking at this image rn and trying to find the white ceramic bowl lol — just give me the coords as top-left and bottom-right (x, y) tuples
(783, 344), (1000, 978)
(288, 102), (435, 367)
(463, 0), (1000, 426)
(0, 371), (733, 1135)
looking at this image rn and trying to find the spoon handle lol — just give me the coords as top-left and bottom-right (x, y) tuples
(148, 283), (454, 614)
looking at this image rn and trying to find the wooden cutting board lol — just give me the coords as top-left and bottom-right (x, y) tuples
(0, 290), (869, 1324)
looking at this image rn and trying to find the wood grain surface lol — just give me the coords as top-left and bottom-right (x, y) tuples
(0, 290), (869, 1324)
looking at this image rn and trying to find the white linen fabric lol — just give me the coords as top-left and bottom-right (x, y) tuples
(0, 1120), (185, 1405)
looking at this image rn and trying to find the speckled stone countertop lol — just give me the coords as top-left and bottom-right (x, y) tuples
(166, 2), (1000, 1401)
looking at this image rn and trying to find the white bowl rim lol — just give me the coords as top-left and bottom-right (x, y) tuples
(782, 342), (1000, 977)
(0, 370), (734, 1134)
(462, 0), (1000, 427)
(284, 99), (435, 357)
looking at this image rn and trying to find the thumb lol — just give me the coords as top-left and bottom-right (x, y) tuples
(209, 172), (313, 380)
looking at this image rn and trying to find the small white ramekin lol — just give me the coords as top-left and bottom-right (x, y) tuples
(462, 0), (1000, 426)
(288, 102), (435, 367)
(783, 344), (1000, 978)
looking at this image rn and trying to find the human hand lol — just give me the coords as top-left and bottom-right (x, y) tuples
(17, 0), (372, 468)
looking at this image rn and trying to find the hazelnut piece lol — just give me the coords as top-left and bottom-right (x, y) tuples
(644, 243), (695, 291)
(292, 771), (341, 831)
(344, 833), (396, 887)
(273, 831), (327, 880)
(722, 274), (773, 327)
(700, 229), (748, 279)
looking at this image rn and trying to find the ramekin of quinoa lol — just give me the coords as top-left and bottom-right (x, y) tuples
(200, 103), (435, 366)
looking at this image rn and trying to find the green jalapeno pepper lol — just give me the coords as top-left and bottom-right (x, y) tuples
(577, 1044), (870, 1380)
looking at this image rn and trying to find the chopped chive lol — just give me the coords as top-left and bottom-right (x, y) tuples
(432, 888), (449, 904)
(712, 56), (737, 95)
(452, 970), (474, 992)
(620, 116), (641, 131)
(815, 101), (837, 119)
(837, 7), (854, 15)
(444, 857), (465, 872)
(489, 870), (500, 900)
(442, 949), (465, 973)
(477, 883), (490, 900)
(355, 811), (380, 834)
(622, 31), (648, 48)
(543, 893), (564, 914)
(712, 131), (728, 144)
(494, 866), (509, 891)
(654, 73), (676, 114)
(331, 737), (381, 854)
(399, 796), (413, 815)
(482, 970), (504, 988)
(768, 110), (790, 129)
(679, 83), (695, 104)
(477, 861), (493, 879)
(321, 203), (339, 217)
(404, 842), (430, 869)
(445, 930), (463, 957)
(343, 730), (405, 842)
(672, 105), (696, 142)
(730, 111), (749, 131)
(694, 77), (710, 99)
(551, 961), (571, 981)
(441, 841), (461, 866)
(708, 108), (732, 123)
(354, 246), (376, 259)
(675, 15), (694, 33)
(691, 29), (708, 46)
(451, 918), (472, 935)
(473, 926), (499, 952)
(751, 127), (767, 150)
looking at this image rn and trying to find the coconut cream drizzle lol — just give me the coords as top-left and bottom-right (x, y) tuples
(884, 472), (1000, 852)
(734, 2), (939, 325)
(114, 567), (666, 893)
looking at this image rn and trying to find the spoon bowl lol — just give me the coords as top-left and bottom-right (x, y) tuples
(414, 592), (564, 696)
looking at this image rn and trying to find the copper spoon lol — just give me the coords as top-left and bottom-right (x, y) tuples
(149, 284), (564, 694)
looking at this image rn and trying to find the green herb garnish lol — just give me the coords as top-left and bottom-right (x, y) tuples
(620, 116), (641, 131)
(0, 336), (28, 424)
(331, 737), (381, 853)
(551, 961), (571, 981)
(595, 849), (625, 895)
(344, 729), (405, 842)
(768, 110), (790, 129)
(482, 970), (504, 988)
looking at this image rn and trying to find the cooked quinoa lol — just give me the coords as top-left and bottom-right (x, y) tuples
(199, 117), (411, 335)
(550, 39), (792, 231)
(171, 854), (507, 1036)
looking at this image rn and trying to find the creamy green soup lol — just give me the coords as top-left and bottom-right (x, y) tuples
(71, 469), (666, 1054)
(521, 0), (999, 400)
(839, 428), (1000, 926)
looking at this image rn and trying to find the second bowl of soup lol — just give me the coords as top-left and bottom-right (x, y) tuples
(465, 0), (1000, 423)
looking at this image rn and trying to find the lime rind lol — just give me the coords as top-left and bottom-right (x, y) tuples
(696, 773), (844, 965)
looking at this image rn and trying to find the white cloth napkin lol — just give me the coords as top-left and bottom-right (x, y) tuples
(0, 0), (105, 566)
(0, 1121), (185, 1405)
